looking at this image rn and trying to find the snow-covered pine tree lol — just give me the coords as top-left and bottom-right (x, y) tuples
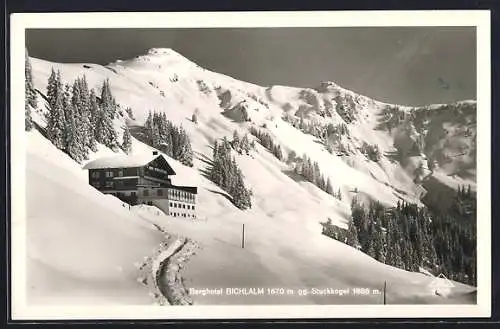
(25, 50), (37, 108)
(178, 127), (194, 167)
(25, 102), (32, 131)
(70, 79), (89, 160)
(151, 122), (161, 148)
(164, 118), (174, 157)
(122, 125), (132, 154)
(171, 125), (181, 158)
(62, 84), (84, 162)
(313, 161), (321, 186)
(346, 220), (360, 249)
(232, 130), (240, 152)
(322, 176), (328, 192)
(46, 68), (58, 112)
(232, 166), (252, 210)
(97, 79), (118, 149)
(89, 88), (100, 141)
(241, 134), (250, 155)
(25, 50), (37, 131)
(100, 78), (116, 118)
(144, 111), (154, 142)
(78, 75), (96, 152)
(326, 177), (334, 195)
(208, 139), (251, 210)
(46, 70), (66, 150)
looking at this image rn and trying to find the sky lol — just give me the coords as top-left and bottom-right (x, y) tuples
(26, 27), (476, 106)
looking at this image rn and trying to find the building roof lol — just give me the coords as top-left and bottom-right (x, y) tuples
(171, 185), (198, 194)
(83, 153), (172, 171)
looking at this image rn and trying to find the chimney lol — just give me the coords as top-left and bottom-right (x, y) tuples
(152, 150), (158, 156)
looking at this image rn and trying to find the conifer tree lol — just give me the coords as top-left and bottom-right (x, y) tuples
(71, 78), (89, 159)
(209, 138), (252, 210)
(25, 102), (32, 131)
(178, 126), (194, 167)
(25, 49), (38, 108)
(89, 88), (100, 140)
(25, 50), (37, 131)
(77, 75), (96, 152)
(326, 177), (334, 195)
(122, 125), (132, 154)
(46, 70), (66, 150)
(232, 130), (240, 151)
(241, 134), (251, 155)
(62, 83), (84, 162)
(346, 220), (359, 249)
(97, 79), (118, 148)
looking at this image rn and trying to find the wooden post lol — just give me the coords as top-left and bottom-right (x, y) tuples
(242, 223), (245, 249)
(383, 281), (387, 305)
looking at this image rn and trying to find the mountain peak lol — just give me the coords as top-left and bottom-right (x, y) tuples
(146, 48), (182, 57)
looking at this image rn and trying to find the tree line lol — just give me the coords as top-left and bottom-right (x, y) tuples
(322, 188), (477, 286)
(281, 113), (354, 156)
(289, 152), (343, 201)
(43, 67), (133, 162)
(143, 111), (194, 167)
(208, 137), (252, 210)
(248, 126), (283, 160)
(25, 49), (134, 161)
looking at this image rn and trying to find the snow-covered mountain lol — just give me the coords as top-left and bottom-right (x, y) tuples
(25, 47), (477, 306)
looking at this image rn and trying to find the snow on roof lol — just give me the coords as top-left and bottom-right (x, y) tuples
(83, 154), (161, 170)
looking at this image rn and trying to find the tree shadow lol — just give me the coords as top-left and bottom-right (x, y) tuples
(205, 188), (234, 204)
(195, 150), (214, 167)
(33, 120), (48, 140)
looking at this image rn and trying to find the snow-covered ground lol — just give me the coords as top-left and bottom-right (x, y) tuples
(22, 48), (477, 306)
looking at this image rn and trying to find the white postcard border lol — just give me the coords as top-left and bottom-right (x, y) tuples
(10, 10), (491, 320)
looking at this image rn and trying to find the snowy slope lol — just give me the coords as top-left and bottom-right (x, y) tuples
(26, 130), (166, 305)
(25, 48), (477, 305)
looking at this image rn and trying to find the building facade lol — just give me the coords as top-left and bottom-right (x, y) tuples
(84, 152), (197, 219)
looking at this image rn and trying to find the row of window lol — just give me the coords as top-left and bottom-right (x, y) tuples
(171, 213), (196, 219)
(92, 170), (125, 178)
(168, 189), (195, 201)
(169, 202), (195, 210)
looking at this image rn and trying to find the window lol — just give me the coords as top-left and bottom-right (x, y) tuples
(93, 182), (101, 188)
(131, 192), (136, 197)
(192, 206), (195, 210)
(105, 171), (114, 178)
(105, 181), (113, 188)
(183, 204), (186, 209)
(143, 189), (149, 197)
(118, 170), (124, 177)
(91, 171), (101, 178)
(170, 202), (173, 207)
(157, 189), (163, 196)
